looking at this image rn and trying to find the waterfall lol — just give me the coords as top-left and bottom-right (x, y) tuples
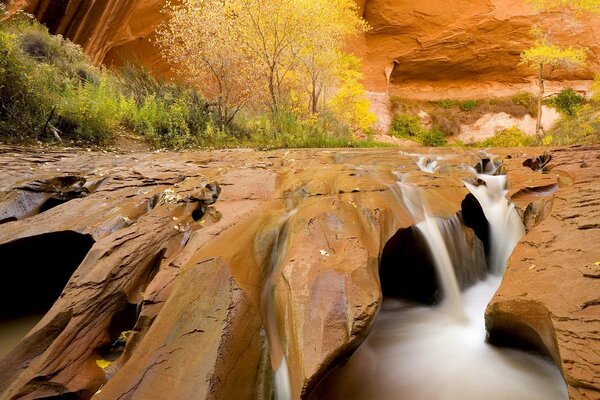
(464, 172), (525, 274)
(399, 182), (464, 319)
(310, 157), (567, 400)
(260, 210), (296, 400)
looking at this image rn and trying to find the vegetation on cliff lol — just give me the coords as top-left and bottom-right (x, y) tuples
(521, 0), (600, 136)
(0, 12), (378, 149)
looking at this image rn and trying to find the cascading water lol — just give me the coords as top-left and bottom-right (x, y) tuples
(464, 171), (525, 274)
(260, 210), (296, 400)
(417, 156), (439, 173)
(310, 157), (567, 400)
(399, 182), (464, 319)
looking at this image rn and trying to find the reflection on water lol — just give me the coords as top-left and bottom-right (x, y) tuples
(0, 314), (43, 358)
(311, 277), (567, 400)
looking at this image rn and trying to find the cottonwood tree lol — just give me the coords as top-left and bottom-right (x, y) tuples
(521, 0), (600, 137)
(158, 0), (371, 130)
(328, 53), (376, 132)
(157, 0), (256, 128)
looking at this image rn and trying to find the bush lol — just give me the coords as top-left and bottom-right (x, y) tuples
(390, 113), (425, 138)
(479, 126), (534, 147)
(592, 75), (600, 102)
(0, 15), (385, 149)
(459, 100), (480, 111)
(512, 92), (535, 107)
(550, 88), (584, 116)
(434, 99), (459, 109)
(420, 128), (446, 147)
(543, 104), (600, 145)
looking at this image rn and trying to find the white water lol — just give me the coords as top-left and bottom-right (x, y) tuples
(312, 161), (567, 400)
(464, 172), (525, 274)
(400, 182), (464, 319)
(313, 277), (567, 400)
(417, 156), (439, 173)
(261, 210), (296, 400)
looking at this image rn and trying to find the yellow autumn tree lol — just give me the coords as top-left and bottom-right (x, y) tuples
(328, 53), (376, 133)
(592, 74), (600, 101)
(157, 0), (256, 128)
(521, 0), (600, 136)
(158, 0), (373, 133)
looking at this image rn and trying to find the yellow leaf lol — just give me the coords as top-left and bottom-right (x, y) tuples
(96, 359), (111, 369)
(593, 261), (600, 266)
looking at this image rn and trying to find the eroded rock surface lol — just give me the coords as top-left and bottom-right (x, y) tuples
(489, 145), (600, 400)
(0, 145), (598, 399)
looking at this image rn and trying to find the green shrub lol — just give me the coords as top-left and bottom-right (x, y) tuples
(0, 30), (48, 138)
(511, 92), (537, 117)
(390, 113), (425, 138)
(54, 77), (122, 144)
(434, 99), (459, 109)
(479, 126), (534, 147)
(512, 92), (535, 107)
(550, 88), (584, 116)
(459, 100), (480, 111)
(543, 104), (600, 145)
(419, 128), (446, 147)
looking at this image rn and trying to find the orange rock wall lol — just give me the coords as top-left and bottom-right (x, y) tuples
(14, 0), (600, 95)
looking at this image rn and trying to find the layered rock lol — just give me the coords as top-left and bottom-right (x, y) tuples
(0, 145), (598, 399)
(9, 0), (600, 96)
(488, 145), (600, 400)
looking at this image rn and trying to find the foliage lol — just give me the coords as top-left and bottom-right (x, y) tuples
(521, 0), (599, 135)
(592, 74), (600, 102)
(433, 99), (459, 109)
(0, 12), (382, 149)
(157, 0), (375, 137)
(479, 126), (535, 147)
(431, 99), (480, 111)
(521, 42), (588, 71)
(327, 54), (376, 132)
(459, 100), (480, 111)
(549, 88), (584, 115)
(528, 0), (600, 13)
(420, 128), (446, 147)
(542, 103), (600, 145)
(390, 113), (446, 146)
(512, 92), (535, 107)
(390, 113), (425, 138)
(158, 0), (370, 119)
(237, 110), (380, 148)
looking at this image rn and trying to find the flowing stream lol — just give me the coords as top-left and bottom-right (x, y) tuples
(311, 160), (567, 399)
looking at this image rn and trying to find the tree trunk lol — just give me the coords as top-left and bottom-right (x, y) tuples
(536, 63), (544, 138)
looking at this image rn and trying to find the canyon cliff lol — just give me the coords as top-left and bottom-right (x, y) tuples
(10, 0), (600, 98)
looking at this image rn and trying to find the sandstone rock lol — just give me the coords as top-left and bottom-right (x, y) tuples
(1, 145), (598, 400)
(487, 145), (600, 399)
(11, 1), (600, 97)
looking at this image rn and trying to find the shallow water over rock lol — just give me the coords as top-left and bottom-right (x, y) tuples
(0, 145), (598, 399)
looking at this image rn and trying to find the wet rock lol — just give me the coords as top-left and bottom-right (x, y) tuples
(95, 258), (265, 400)
(0, 145), (597, 400)
(487, 145), (600, 399)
